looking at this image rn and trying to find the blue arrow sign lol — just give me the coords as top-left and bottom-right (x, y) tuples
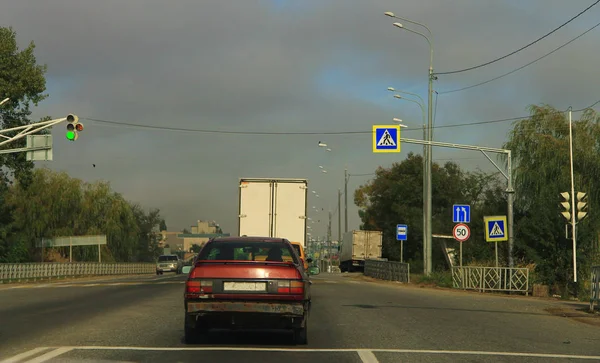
(453, 204), (471, 223)
(396, 224), (407, 241)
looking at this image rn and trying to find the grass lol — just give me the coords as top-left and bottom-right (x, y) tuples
(411, 271), (453, 288)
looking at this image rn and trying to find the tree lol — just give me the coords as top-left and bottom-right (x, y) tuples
(0, 168), (163, 263)
(182, 228), (191, 234)
(354, 152), (505, 272)
(159, 219), (167, 232)
(504, 104), (600, 294)
(190, 244), (202, 253)
(0, 27), (48, 186)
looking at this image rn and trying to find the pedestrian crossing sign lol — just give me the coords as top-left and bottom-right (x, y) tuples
(372, 125), (400, 153)
(484, 215), (508, 242)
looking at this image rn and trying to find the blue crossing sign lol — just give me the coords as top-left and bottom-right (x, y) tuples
(373, 125), (400, 153)
(484, 215), (508, 242)
(396, 224), (407, 241)
(453, 204), (471, 223)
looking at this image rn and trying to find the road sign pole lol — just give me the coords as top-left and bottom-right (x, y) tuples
(460, 240), (463, 268)
(495, 242), (499, 268)
(400, 240), (404, 263)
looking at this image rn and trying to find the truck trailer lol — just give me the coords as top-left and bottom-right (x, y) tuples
(339, 230), (383, 272)
(238, 178), (308, 247)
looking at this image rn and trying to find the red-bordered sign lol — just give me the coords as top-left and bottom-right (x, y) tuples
(453, 223), (470, 242)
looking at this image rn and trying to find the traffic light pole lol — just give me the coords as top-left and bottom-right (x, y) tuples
(568, 109), (577, 283)
(0, 116), (67, 151)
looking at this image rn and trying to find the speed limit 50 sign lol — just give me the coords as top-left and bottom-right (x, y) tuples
(453, 223), (470, 242)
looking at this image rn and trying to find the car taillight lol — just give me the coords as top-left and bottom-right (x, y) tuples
(277, 280), (304, 294)
(186, 280), (212, 295)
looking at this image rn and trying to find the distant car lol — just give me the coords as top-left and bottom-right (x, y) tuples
(290, 242), (309, 271)
(182, 236), (312, 345)
(156, 254), (183, 275)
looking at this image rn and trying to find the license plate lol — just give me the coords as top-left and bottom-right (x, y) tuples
(223, 282), (267, 291)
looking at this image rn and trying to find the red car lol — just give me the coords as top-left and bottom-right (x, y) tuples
(182, 236), (312, 345)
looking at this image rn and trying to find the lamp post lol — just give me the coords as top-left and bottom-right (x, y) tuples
(386, 12), (435, 274)
(390, 91), (428, 274)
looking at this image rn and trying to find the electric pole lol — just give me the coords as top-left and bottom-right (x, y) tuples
(338, 189), (342, 243)
(327, 210), (332, 272)
(344, 168), (349, 233)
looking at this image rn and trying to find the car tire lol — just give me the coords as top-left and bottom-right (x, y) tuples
(293, 323), (308, 345)
(184, 324), (200, 344)
(184, 316), (209, 345)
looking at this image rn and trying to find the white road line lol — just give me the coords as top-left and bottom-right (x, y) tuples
(0, 347), (50, 363)
(357, 350), (380, 363)
(23, 347), (72, 363)
(55, 346), (600, 359)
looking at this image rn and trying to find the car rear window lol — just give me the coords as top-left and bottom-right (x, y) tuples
(158, 255), (178, 262)
(198, 240), (299, 264)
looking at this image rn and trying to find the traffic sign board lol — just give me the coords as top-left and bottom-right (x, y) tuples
(453, 223), (470, 242)
(373, 125), (400, 153)
(484, 215), (508, 242)
(396, 224), (407, 241)
(453, 204), (470, 223)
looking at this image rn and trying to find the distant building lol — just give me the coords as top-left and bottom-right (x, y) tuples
(159, 231), (185, 252)
(181, 219), (227, 251)
(190, 220), (221, 234)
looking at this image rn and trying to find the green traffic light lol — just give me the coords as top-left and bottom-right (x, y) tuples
(66, 130), (76, 140)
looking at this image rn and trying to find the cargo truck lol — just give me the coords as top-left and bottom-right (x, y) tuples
(238, 178), (308, 247)
(339, 230), (383, 272)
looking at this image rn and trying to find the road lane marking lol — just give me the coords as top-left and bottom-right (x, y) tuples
(23, 348), (72, 363)
(357, 350), (380, 363)
(0, 347), (50, 363)
(35, 346), (600, 360)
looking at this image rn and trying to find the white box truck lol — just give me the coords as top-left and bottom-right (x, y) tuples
(339, 230), (383, 272)
(238, 178), (308, 247)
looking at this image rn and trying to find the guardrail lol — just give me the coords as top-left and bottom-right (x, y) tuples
(451, 266), (529, 295)
(364, 259), (410, 283)
(0, 262), (155, 282)
(591, 265), (600, 312)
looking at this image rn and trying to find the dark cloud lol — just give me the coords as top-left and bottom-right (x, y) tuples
(1, 0), (598, 235)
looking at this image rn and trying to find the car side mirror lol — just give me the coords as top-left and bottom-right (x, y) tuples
(306, 258), (313, 264)
(182, 266), (192, 274)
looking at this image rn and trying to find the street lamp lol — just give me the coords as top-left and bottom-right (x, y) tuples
(392, 118), (408, 128)
(388, 13), (435, 275)
(0, 98), (9, 106)
(391, 91), (428, 273)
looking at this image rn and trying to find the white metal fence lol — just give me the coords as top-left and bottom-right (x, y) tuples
(591, 265), (600, 312)
(364, 259), (410, 283)
(451, 266), (529, 295)
(0, 262), (155, 282)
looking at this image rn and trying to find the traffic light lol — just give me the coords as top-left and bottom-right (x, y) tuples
(66, 114), (82, 141)
(560, 192), (572, 221)
(576, 192), (588, 221)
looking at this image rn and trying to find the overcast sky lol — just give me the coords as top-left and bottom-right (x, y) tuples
(1, 0), (599, 238)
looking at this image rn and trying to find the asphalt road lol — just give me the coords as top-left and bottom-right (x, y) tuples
(1, 272), (599, 362)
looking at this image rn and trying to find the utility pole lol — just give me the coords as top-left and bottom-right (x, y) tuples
(344, 168), (349, 233)
(327, 210), (332, 272)
(338, 188), (342, 245)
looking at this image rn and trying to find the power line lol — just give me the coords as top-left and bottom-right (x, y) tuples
(439, 20), (600, 94)
(435, 0), (600, 75)
(349, 173), (376, 177)
(81, 100), (599, 136)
